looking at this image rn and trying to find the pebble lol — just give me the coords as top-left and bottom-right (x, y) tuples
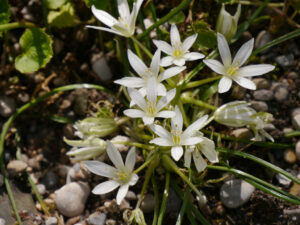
(296, 141), (300, 161)
(87, 212), (106, 225)
(275, 54), (294, 67)
(250, 101), (268, 112)
(140, 194), (155, 213)
(220, 179), (255, 208)
(231, 128), (253, 139)
(283, 208), (300, 222)
(0, 218), (5, 225)
(166, 188), (181, 214)
(252, 78), (271, 89)
(105, 219), (116, 225)
(275, 173), (292, 188)
(0, 96), (16, 117)
(110, 136), (130, 152)
(231, 85), (246, 100)
(41, 171), (59, 190)
(45, 217), (58, 225)
(0, 174), (3, 186)
(36, 184), (46, 195)
(255, 30), (272, 53)
(292, 108), (300, 117)
(91, 53), (113, 81)
(283, 127), (293, 135)
(287, 71), (298, 79)
(125, 191), (137, 201)
(28, 156), (41, 170)
(253, 89), (273, 101)
(73, 89), (88, 116)
(54, 182), (90, 217)
(67, 163), (89, 183)
(53, 38), (64, 54)
(274, 86), (289, 102)
(292, 114), (300, 130)
(284, 149), (297, 164)
(7, 160), (27, 175)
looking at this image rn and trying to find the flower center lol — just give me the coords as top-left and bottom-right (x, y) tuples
(146, 101), (156, 115)
(174, 49), (182, 58)
(114, 170), (130, 184)
(227, 66), (239, 76)
(171, 129), (182, 145)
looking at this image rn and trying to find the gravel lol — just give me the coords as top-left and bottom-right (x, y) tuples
(253, 89), (273, 101)
(0, 96), (16, 117)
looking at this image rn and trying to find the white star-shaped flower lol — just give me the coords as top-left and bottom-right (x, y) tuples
(124, 76), (176, 125)
(87, 0), (143, 37)
(204, 33), (275, 93)
(153, 24), (205, 67)
(83, 141), (138, 205)
(115, 50), (186, 97)
(150, 106), (209, 161)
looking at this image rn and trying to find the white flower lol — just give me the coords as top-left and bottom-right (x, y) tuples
(87, 0), (143, 37)
(124, 76), (176, 125)
(153, 24), (205, 67)
(115, 50), (186, 97)
(204, 33), (275, 93)
(83, 141), (138, 205)
(184, 137), (218, 172)
(150, 106), (209, 161)
(249, 112), (274, 142)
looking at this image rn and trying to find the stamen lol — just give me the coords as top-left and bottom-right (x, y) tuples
(146, 101), (156, 115)
(227, 66), (239, 76)
(114, 170), (130, 184)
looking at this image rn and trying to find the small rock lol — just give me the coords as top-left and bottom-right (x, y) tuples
(220, 179), (255, 208)
(119, 199), (130, 211)
(287, 71), (298, 79)
(290, 183), (300, 196)
(57, 165), (71, 178)
(0, 96), (16, 117)
(140, 194), (155, 213)
(0, 218), (5, 225)
(41, 171), (59, 190)
(7, 160), (27, 175)
(255, 30), (272, 53)
(67, 163), (89, 183)
(284, 149), (297, 164)
(274, 86), (289, 102)
(28, 157), (41, 170)
(125, 191), (137, 201)
(0, 174), (3, 186)
(263, 123), (276, 132)
(292, 108), (300, 117)
(54, 182), (90, 217)
(53, 38), (64, 54)
(275, 54), (294, 67)
(73, 89), (88, 116)
(215, 203), (225, 216)
(283, 208), (300, 222)
(253, 78), (271, 89)
(45, 217), (58, 225)
(250, 101), (268, 112)
(63, 124), (75, 139)
(276, 173), (292, 188)
(166, 188), (181, 214)
(91, 53), (113, 81)
(231, 128), (253, 139)
(105, 219), (116, 225)
(104, 200), (118, 213)
(87, 212), (106, 225)
(283, 128), (293, 135)
(288, 42), (300, 57)
(231, 85), (246, 100)
(292, 114), (300, 130)
(296, 141), (300, 161)
(111, 136), (130, 152)
(253, 89), (273, 101)
(36, 184), (46, 195)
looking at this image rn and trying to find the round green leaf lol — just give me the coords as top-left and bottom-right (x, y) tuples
(47, 3), (75, 28)
(45, 0), (67, 10)
(194, 30), (217, 50)
(15, 28), (53, 73)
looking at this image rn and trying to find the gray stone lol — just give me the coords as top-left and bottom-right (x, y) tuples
(296, 141), (300, 161)
(91, 53), (113, 81)
(252, 78), (271, 89)
(220, 179), (255, 208)
(140, 194), (155, 213)
(110, 136), (130, 152)
(275, 54), (294, 67)
(283, 208), (300, 222)
(263, 123), (276, 132)
(284, 149), (297, 164)
(166, 188), (181, 214)
(274, 86), (289, 102)
(292, 108), (300, 117)
(231, 85), (246, 100)
(287, 71), (298, 79)
(7, 160), (27, 175)
(276, 173), (292, 188)
(0, 96), (16, 117)
(231, 128), (253, 139)
(45, 217), (58, 225)
(292, 114), (300, 130)
(253, 89), (273, 101)
(0, 218), (5, 225)
(255, 30), (272, 53)
(105, 219), (116, 225)
(54, 182), (90, 217)
(36, 184), (46, 195)
(250, 101), (268, 112)
(283, 127), (293, 135)
(41, 171), (59, 190)
(125, 191), (137, 201)
(73, 89), (88, 116)
(87, 212), (106, 225)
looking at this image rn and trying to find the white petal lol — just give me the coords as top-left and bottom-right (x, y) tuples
(259, 129), (274, 142)
(218, 76), (232, 93)
(184, 52), (205, 61)
(173, 58), (186, 66)
(117, 0), (130, 19)
(92, 180), (120, 195)
(184, 150), (192, 168)
(232, 38), (254, 67)
(128, 88), (147, 110)
(234, 77), (256, 90)
(123, 109), (145, 118)
(146, 75), (157, 103)
(150, 124), (172, 139)
(183, 115), (208, 136)
(172, 106), (183, 131)
(83, 160), (116, 178)
(142, 116), (154, 125)
(125, 147), (136, 171)
(128, 49), (148, 76)
(106, 141), (124, 169)
(170, 24), (181, 46)
(160, 56), (173, 67)
(91, 6), (118, 27)
(159, 66), (186, 81)
(153, 40), (172, 54)
(203, 59), (225, 75)
(193, 152), (207, 172)
(86, 25), (123, 36)
(217, 33), (232, 67)
(157, 83), (167, 96)
(171, 146), (183, 161)
(182, 34), (198, 51)
(181, 137), (203, 145)
(156, 88), (176, 111)
(129, 173), (139, 185)
(200, 138), (218, 163)
(150, 137), (173, 146)
(156, 110), (176, 118)
(129, 0), (143, 33)
(114, 77), (145, 88)
(116, 184), (129, 205)
(150, 50), (161, 76)
(237, 64), (275, 77)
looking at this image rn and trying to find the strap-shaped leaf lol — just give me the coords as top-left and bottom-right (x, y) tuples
(0, 0), (10, 37)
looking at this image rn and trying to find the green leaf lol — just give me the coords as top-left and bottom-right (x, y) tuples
(168, 11), (185, 24)
(15, 28), (53, 73)
(45, 0), (67, 9)
(292, 0), (300, 11)
(193, 20), (208, 32)
(200, 80), (219, 101)
(0, 0), (10, 37)
(47, 3), (75, 28)
(194, 30), (217, 50)
(84, 0), (110, 10)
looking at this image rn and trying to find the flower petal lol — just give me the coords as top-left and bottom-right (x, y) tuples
(160, 56), (173, 67)
(116, 184), (129, 205)
(146, 75), (157, 104)
(200, 137), (218, 163)
(193, 152), (207, 172)
(170, 24), (181, 46)
(150, 50), (161, 76)
(203, 59), (225, 75)
(184, 149), (192, 168)
(156, 110), (176, 118)
(157, 83), (167, 96)
(129, 173), (139, 186)
(217, 33), (232, 66)
(106, 141), (125, 169)
(128, 88), (147, 110)
(171, 146), (183, 161)
(125, 147), (136, 172)
(91, 6), (118, 27)
(123, 109), (145, 118)
(237, 64), (275, 77)
(184, 52), (205, 61)
(129, 0), (143, 33)
(128, 49), (148, 76)
(232, 38), (254, 67)
(150, 137), (173, 146)
(218, 76), (232, 93)
(117, 0), (130, 19)
(114, 77), (145, 88)
(86, 25), (123, 36)
(150, 124), (172, 139)
(183, 115), (208, 137)
(234, 77), (256, 90)
(159, 66), (186, 81)
(181, 137), (204, 145)
(182, 34), (198, 51)
(153, 40), (172, 54)
(172, 106), (183, 131)
(83, 160), (116, 178)
(173, 58), (186, 66)
(92, 180), (120, 195)
(142, 116), (155, 125)
(156, 88), (176, 111)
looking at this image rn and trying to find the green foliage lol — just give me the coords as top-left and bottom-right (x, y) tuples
(15, 28), (53, 73)
(45, 0), (67, 9)
(215, 0), (238, 3)
(168, 11), (185, 24)
(292, 0), (300, 11)
(0, 0), (10, 36)
(194, 30), (217, 50)
(47, 2), (75, 28)
(84, 0), (110, 10)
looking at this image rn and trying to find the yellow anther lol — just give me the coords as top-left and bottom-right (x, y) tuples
(146, 101), (156, 115)
(227, 66), (239, 76)
(173, 134), (181, 145)
(174, 49), (182, 57)
(114, 170), (130, 184)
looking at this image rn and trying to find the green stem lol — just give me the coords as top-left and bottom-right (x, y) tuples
(239, 1), (284, 7)
(177, 100), (190, 127)
(137, 0), (191, 40)
(157, 172), (170, 225)
(152, 176), (159, 225)
(285, 130), (300, 138)
(134, 154), (156, 174)
(130, 36), (153, 59)
(132, 37), (143, 59)
(181, 93), (217, 111)
(182, 76), (222, 90)
(115, 117), (130, 126)
(0, 22), (36, 32)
